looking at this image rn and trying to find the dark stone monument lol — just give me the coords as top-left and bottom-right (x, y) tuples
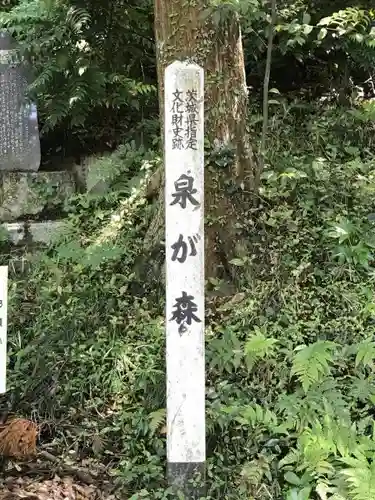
(0, 31), (40, 171)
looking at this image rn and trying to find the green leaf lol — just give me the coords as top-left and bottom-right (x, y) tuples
(285, 471), (302, 486)
(318, 17), (332, 26)
(317, 28), (328, 40)
(286, 487), (312, 500)
(302, 13), (311, 25)
(303, 25), (313, 36)
(229, 258), (245, 266)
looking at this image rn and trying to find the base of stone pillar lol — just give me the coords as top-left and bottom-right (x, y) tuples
(167, 462), (206, 499)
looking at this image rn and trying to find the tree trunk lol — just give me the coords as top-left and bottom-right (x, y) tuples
(146, 0), (258, 285)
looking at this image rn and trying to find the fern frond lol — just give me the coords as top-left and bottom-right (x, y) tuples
(340, 455), (375, 500)
(148, 408), (166, 436)
(355, 338), (375, 368)
(297, 422), (336, 475)
(239, 455), (272, 494)
(66, 7), (90, 34)
(291, 341), (337, 393)
(236, 404), (278, 429)
(244, 328), (278, 370)
(0, 0), (48, 25)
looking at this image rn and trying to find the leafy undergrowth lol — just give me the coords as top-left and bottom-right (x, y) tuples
(2, 103), (375, 499)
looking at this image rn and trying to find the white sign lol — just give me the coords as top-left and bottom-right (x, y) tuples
(0, 266), (8, 393)
(165, 61), (205, 467)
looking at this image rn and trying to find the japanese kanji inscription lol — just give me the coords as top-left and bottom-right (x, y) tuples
(0, 266), (8, 394)
(164, 61), (205, 472)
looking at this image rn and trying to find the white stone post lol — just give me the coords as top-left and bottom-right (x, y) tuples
(164, 61), (205, 495)
(0, 266), (8, 394)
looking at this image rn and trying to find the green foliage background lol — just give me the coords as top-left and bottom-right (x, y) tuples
(0, 0), (158, 157)
(1, 0), (375, 158)
(1, 0), (375, 499)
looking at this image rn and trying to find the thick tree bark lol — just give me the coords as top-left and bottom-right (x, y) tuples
(146, 0), (258, 284)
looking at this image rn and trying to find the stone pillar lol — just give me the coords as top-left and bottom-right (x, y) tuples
(0, 31), (41, 172)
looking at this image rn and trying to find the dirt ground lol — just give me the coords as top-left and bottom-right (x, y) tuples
(0, 454), (120, 500)
(0, 474), (117, 499)
(0, 419), (121, 499)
